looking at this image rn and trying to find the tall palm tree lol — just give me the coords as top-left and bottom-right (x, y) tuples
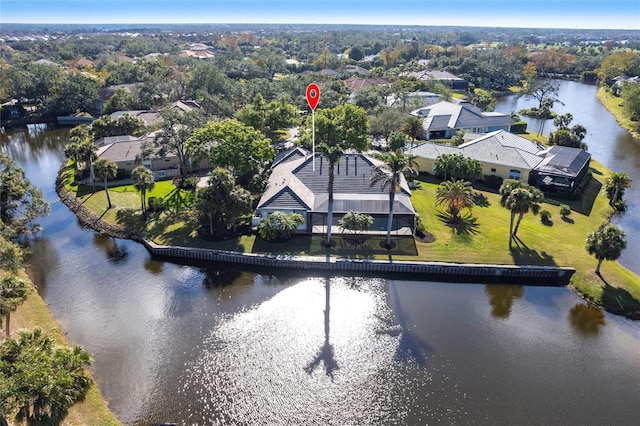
(92, 158), (117, 209)
(435, 179), (475, 223)
(605, 172), (631, 207)
(499, 181), (544, 248)
(586, 223), (627, 275)
(370, 150), (417, 248)
(131, 166), (155, 219)
(316, 143), (344, 247)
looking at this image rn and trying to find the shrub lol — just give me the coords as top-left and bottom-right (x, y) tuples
(257, 211), (304, 241)
(483, 174), (504, 189)
(510, 121), (528, 133)
(180, 176), (199, 190)
(559, 204), (571, 218)
(540, 210), (552, 223)
(147, 196), (165, 213)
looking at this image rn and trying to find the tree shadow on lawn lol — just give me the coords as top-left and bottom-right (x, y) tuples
(598, 273), (640, 316)
(437, 212), (480, 245)
(115, 208), (147, 233)
(509, 235), (557, 266)
(545, 176), (601, 216)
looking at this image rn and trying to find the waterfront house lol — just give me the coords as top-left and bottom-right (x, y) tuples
(406, 69), (469, 91)
(411, 100), (514, 140)
(410, 130), (591, 191)
(254, 149), (416, 235)
(95, 134), (181, 180)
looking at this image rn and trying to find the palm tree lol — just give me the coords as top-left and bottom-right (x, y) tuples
(586, 223), (627, 274)
(0, 275), (30, 337)
(435, 179), (475, 223)
(605, 172), (631, 207)
(92, 158), (117, 209)
(370, 150), (417, 249)
(131, 166), (155, 219)
(1, 328), (93, 425)
(316, 143), (344, 247)
(402, 115), (423, 147)
(500, 181), (544, 248)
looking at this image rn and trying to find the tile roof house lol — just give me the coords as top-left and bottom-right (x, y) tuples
(410, 130), (591, 192)
(254, 149), (416, 235)
(343, 77), (390, 92)
(411, 101), (514, 140)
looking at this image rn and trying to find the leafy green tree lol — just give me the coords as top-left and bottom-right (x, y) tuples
(0, 275), (31, 337)
(195, 168), (252, 238)
(370, 150), (417, 248)
(369, 107), (407, 145)
(387, 132), (408, 151)
(0, 152), (50, 238)
(622, 82), (640, 121)
(470, 88), (496, 112)
(257, 211), (305, 241)
(559, 204), (571, 219)
(0, 328), (93, 425)
(92, 158), (117, 209)
(348, 46), (365, 62)
(435, 179), (475, 223)
(131, 166), (155, 219)
(604, 172), (632, 210)
(153, 107), (208, 178)
(91, 114), (145, 139)
(499, 180), (544, 248)
(0, 238), (23, 274)
(102, 87), (135, 114)
(188, 118), (274, 189)
(586, 223), (627, 274)
(45, 73), (100, 116)
(597, 51), (640, 85)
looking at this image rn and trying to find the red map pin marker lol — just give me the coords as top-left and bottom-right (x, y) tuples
(306, 83), (320, 111)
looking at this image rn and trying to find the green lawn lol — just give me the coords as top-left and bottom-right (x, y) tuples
(597, 87), (639, 136)
(67, 160), (640, 315)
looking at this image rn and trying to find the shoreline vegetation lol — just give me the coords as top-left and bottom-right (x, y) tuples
(7, 271), (120, 425)
(56, 152), (640, 319)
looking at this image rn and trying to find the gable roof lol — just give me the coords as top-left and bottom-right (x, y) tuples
(408, 69), (465, 81)
(343, 77), (390, 92)
(413, 101), (513, 132)
(257, 152), (414, 215)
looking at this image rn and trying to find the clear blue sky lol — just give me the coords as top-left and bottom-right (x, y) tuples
(1, 0), (639, 30)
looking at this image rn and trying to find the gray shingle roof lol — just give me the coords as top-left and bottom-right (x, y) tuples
(415, 101), (513, 132)
(257, 152), (414, 215)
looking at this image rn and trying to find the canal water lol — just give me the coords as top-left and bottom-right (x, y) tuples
(495, 79), (640, 274)
(1, 80), (639, 425)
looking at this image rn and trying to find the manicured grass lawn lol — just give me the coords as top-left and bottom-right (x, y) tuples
(69, 160), (640, 315)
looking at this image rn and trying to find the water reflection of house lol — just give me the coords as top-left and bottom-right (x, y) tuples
(254, 148), (416, 235)
(410, 130), (591, 192)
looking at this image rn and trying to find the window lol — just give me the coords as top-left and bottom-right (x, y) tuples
(491, 168), (497, 173)
(509, 169), (521, 180)
(158, 170), (166, 178)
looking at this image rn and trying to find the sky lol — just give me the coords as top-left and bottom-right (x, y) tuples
(1, 0), (639, 30)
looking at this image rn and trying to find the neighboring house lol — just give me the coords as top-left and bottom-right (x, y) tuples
(407, 70), (469, 90)
(95, 134), (181, 180)
(110, 110), (164, 127)
(75, 57), (95, 68)
(254, 149), (416, 235)
(387, 91), (441, 108)
(410, 130), (591, 192)
(344, 65), (372, 76)
(343, 77), (390, 92)
(411, 100), (514, 140)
